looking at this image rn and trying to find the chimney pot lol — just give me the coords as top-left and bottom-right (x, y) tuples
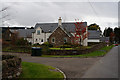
(58, 17), (62, 26)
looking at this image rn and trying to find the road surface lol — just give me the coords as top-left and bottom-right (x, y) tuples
(82, 46), (118, 78)
(2, 46), (118, 78)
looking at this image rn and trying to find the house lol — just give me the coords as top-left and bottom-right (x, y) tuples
(16, 29), (35, 44)
(2, 27), (14, 41)
(2, 27), (34, 44)
(88, 30), (101, 43)
(100, 37), (109, 42)
(32, 17), (88, 46)
(48, 26), (74, 46)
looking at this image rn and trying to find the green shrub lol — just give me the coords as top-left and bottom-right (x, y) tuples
(41, 46), (50, 55)
(42, 42), (53, 47)
(15, 38), (29, 46)
(59, 45), (72, 48)
(32, 43), (41, 47)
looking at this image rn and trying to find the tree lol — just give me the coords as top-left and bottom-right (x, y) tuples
(114, 27), (120, 43)
(103, 27), (114, 44)
(88, 23), (100, 30)
(15, 38), (29, 46)
(103, 27), (113, 37)
(0, 6), (11, 26)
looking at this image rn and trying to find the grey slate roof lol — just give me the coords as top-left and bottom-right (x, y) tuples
(35, 22), (87, 33)
(88, 30), (101, 39)
(17, 29), (35, 38)
(35, 22), (101, 39)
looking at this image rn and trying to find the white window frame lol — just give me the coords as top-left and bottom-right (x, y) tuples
(37, 30), (40, 35)
(51, 37), (55, 43)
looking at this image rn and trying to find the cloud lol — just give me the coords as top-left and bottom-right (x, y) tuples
(1, 2), (118, 31)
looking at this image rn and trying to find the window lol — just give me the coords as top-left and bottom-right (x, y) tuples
(36, 39), (37, 42)
(37, 30), (40, 35)
(51, 37), (55, 43)
(41, 39), (43, 42)
(9, 34), (11, 37)
(64, 37), (67, 43)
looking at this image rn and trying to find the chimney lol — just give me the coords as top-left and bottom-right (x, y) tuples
(58, 17), (62, 26)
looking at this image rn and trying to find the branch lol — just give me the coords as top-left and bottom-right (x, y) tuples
(0, 6), (9, 13)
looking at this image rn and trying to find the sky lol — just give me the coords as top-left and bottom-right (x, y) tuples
(0, 0), (119, 32)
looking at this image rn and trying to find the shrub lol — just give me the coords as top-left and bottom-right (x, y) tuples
(32, 43), (41, 47)
(59, 45), (72, 48)
(42, 42), (53, 47)
(15, 38), (29, 46)
(41, 46), (50, 55)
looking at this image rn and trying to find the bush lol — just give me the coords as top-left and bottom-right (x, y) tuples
(32, 43), (41, 47)
(41, 46), (50, 55)
(15, 38), (29, 46)
(42, 42), (53, 47)
(59, 45), (72, 48)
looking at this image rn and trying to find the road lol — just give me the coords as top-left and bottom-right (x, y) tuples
(3, 53), (100, 78)
(2, 46), (118, 78)
(82, 46), (119, 78)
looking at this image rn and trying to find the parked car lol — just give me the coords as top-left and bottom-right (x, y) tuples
(114, 44), (118, 46)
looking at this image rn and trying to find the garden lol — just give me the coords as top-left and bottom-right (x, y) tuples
(2, 37), (114, 58)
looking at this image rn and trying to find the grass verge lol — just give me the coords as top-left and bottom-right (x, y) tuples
(20, 62), (64, 78)
(41, 45), (114, 58)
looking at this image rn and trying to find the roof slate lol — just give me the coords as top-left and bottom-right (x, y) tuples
(88, 30), (101, 39)
(35, 22), (101, 39)
(35, 22), (87, 33)
(17, 29), (35, 38)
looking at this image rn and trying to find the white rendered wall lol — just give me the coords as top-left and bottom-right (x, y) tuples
(88, 39), (100, 42)
(32, 27), (52, 44)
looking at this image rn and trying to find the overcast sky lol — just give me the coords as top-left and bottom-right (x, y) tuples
(1, 0), (119, 32)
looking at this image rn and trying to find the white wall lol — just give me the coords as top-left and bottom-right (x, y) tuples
(32, 27), (52, 44)
(88, 39), (100, 42)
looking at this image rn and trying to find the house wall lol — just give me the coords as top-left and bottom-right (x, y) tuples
(25, 38), (32, 43)
(32, 27), (51, 44)
(88, 39), (100, 42)
(48, 27), (71, 46)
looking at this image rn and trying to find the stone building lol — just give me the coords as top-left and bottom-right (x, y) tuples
(32, 17), (88, 46)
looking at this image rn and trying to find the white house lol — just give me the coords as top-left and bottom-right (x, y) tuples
(32, 17), (88, 46)
(32, 17), (102, 46)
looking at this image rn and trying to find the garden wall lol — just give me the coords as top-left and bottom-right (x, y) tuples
(47, 43), (106, 55)
(2, 55), (22, 78)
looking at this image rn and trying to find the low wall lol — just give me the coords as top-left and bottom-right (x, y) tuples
(2, 55), (22, 78)
(48, 43), (106, 55)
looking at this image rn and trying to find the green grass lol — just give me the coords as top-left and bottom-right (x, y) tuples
(49, 46), (91, 50)
(41, 45), (114, 58)
(20, 62), (64, 78)
(49, 48), (73, 50)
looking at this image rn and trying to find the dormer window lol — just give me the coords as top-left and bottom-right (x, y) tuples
(37, 30), (40, 35)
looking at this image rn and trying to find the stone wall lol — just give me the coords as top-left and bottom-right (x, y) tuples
(2, 55), (22, 79)
(48, 27), (71, 46)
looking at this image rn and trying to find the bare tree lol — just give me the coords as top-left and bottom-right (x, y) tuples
(0, 6), (11, 26)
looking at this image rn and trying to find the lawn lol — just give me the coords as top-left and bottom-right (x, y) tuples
(42, 45), (114, 58)
(20, 62), (64, 78)
(49, 48), (73, 50)
(49, 46), (91, 50)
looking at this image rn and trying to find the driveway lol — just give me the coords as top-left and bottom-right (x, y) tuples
(2, 46), (118, 78)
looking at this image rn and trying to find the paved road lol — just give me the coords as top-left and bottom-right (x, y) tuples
(3, 53), (100, 78)
(82, 46), (119, 78)
(2, 46), (118, 78)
